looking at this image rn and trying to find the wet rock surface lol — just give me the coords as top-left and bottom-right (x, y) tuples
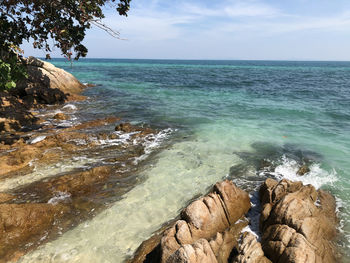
(0, 202), (70, 262)
(0, 114), (163, 261)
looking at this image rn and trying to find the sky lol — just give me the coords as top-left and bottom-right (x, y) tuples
(22, 0), (350, 60)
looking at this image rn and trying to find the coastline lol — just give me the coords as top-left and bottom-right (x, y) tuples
(0, 58), (347, 262)
(0, 58), (172, 261)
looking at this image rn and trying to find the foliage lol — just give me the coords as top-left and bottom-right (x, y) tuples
(0, 45), (28, 91)
(0, 0), (131, 90)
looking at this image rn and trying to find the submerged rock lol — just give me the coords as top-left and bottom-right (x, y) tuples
(53, 112), (70, 120)
(259, 178), (338, 263)
(115, 122), (154, 136)
(296, 164), (310, 176)
(0, 203), (70, 262)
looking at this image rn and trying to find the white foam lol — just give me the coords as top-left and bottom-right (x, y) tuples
(27, 136), (47, 145)
(241, 190), (261, 240)
(48, 192), (71, 205)
(261, 155), (338, 189)
(62, 104), (77, 111)
(132, 128), (173, 164)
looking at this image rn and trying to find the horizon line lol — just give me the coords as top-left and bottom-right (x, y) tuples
(39, 57), (350, 63)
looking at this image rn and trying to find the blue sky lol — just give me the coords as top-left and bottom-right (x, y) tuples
(22, 0), (350, 60)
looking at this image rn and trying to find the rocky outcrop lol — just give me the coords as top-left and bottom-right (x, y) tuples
(130, 180), (251, 263)
(259, 178), (338, 263)
(0, 118), (161, 261)
(1, 56), (85, 135)
(15, 56), (85, 104)
(132, 178), (339, 263)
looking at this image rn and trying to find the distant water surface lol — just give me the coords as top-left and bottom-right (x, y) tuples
(20, 59), (350, 262)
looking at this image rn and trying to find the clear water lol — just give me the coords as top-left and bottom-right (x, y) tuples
(20, 59), (350, 262)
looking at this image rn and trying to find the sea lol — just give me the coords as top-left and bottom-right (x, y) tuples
(19, 59), (350, 262)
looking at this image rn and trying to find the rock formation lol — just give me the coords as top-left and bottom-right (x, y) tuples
(0, 56), (85, 135)
(16, 56), (85, 103)
(130, 180), (251, 263)
(132, 178), (339, 263)
(259, 178), (338, 263)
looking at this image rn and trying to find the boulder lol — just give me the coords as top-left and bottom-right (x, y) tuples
(1, 57), (85, 134)
(259, 179), (338, 263)
(17, 56), (85, 103)
(130, 180), (251, 263)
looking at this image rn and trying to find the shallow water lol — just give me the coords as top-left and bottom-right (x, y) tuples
(20, 59), (350, 262)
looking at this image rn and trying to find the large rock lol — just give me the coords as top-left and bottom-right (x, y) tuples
(16, 56), (85, 104)
(130, 180), (251, 263)
(0, 203), (69, 262)
(259, 178), (338, 263)
(0, 57), (85, 134)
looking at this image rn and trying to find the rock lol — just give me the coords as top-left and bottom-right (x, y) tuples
(297, 165), (310, 176)
(0, 193), (15, 203)
(0, 203), (69, 261)
(130, 180), (251, 263)
(85, 83), (98, 87)
(1, 57), (85, 134)
(167, 239), (218, 263)
(19, 56), (85, 99)
(232, 232), (271, 263)
(0, 91), (38, 133)
(53, 113), (70, 120)
(259, 179), (338, 263)
(70, 116), (121, 131)
(115, 122), (154, 136)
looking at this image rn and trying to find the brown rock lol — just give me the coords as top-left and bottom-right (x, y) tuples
(0, 57), (84, 134)
(0, 203), (69, 261)
(259, 179), (338, 263)
(130, 180), (251, 263)
(70, 116), (121, 131)
(0, 92), (38, 133)
(167, 239), (218, 263)
(115, 122), (154, 136)
(0, 193), (15, 204)
(53, 112), (70, 120)
(232, 232), (271, 263)
(297, 165), (310, 176)
(21, 56), (85, 97)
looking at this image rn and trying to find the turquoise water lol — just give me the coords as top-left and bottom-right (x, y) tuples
(23, 59), (350, 262)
